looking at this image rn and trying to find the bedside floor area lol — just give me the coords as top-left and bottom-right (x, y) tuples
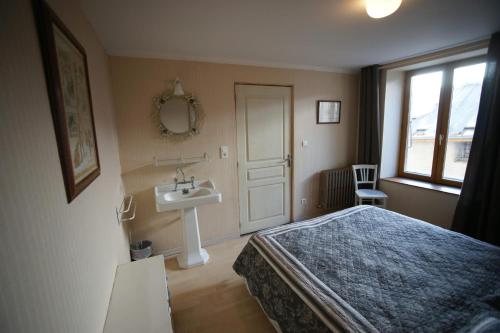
(164, 236), (276, 333)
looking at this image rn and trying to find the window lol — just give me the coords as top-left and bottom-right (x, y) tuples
(399, 58), (486, 187)
(455, 141), (472, 162)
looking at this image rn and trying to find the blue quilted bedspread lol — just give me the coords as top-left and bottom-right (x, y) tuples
(233, 206), (500, 333)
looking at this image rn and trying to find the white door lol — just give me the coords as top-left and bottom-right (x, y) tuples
(235, 84), (292, 234)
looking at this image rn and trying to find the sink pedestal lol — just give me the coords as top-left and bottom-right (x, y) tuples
(177, 207), (209, 268)
(154, 179), (221, 269)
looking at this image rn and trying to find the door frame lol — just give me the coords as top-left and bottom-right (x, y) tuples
(233, 82), (295, 234)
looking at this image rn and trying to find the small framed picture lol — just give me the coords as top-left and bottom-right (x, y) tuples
(317, 100), (341, 124)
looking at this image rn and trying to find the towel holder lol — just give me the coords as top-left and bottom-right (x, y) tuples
(154, 152), (209, 167)
(117, 194), (136, 223)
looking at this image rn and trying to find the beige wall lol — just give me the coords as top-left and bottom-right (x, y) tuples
(380, 70), (404, 178)
(379, 181), (459, 229)
(0, 1), (130, 332)
(110, 57), (359, 255)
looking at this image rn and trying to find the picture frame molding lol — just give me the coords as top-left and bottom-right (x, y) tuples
(316, 100), (341, 124)
(33, 0), (100, 203)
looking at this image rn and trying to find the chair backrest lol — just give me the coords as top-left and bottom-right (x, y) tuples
(352, 164), (378, 190)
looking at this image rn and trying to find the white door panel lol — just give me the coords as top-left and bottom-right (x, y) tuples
(236, 84), (292, 234)
(248, 183), (284, 221)
(246, 97), (284, 161)
(247, 165), (284, 180)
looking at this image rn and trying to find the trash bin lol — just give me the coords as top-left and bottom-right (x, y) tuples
(130, 240), (152, 261)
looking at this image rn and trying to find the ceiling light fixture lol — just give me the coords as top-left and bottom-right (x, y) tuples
(365, 0), (402, 19)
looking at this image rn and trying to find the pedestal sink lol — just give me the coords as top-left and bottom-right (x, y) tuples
(154, 180), (222, 268)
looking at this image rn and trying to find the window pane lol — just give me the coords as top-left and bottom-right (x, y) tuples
(442, 62), (486, 181)
(404, 71), (443, 176)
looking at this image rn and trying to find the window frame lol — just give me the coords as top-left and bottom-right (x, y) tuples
(398, 56), (486, 188)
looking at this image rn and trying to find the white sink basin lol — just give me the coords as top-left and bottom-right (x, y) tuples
(164, 187), (211, 201)
(154, 179), (222, 269)
(155, 180), (222, 212)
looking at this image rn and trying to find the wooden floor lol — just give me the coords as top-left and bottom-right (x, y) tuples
(164, 236), (276, 333)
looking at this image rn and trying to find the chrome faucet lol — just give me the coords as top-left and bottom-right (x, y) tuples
(174, 167), (195, 191)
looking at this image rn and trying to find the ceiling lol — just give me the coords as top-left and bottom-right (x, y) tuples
(81, 0), (500, 72)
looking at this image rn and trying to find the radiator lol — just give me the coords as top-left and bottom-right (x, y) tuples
(319, 167), (355, 211)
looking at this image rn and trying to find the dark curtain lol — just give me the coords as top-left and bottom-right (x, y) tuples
(358, 65), (381, 165)
(452, 32), (500, 246)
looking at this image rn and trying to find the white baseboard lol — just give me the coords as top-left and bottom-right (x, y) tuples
(158, 232), (241, 259)
(159, 247), (182, 259)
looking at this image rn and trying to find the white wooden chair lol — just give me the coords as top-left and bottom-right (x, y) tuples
(352, 164), (388, 208)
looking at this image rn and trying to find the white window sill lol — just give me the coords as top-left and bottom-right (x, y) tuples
(381, 177), (461, 196)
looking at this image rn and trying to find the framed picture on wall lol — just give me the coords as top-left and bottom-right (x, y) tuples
(33, 0), (100, 203)
(317, 100), (341, 124)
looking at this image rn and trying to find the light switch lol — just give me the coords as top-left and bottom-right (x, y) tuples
(220, 146), (229, 159)
(302, 139), (309, 147)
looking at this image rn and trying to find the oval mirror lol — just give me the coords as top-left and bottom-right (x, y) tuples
(153, 79), (204, 140)
(159, 96), (191, 134)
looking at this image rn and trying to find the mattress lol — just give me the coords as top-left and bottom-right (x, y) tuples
(233, 206), (500, 333)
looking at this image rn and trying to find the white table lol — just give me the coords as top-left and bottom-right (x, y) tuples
(103, 255), (173, 333)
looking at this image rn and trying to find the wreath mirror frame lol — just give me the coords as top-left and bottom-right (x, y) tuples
(153, 80), (204, 141)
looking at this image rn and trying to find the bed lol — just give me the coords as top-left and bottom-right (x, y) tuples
(233, 205), (500, 333)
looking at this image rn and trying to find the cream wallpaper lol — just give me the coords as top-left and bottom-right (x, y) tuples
(110, 57), (359, 255)
(0, 0), (129, 332)
(380, 181), (459, 229)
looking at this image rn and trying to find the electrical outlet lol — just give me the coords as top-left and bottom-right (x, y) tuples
(220, 146), (229, 159)
(301, 198), (307, 206)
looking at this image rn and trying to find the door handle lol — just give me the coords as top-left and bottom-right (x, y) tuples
(285, 154), (292, 167)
